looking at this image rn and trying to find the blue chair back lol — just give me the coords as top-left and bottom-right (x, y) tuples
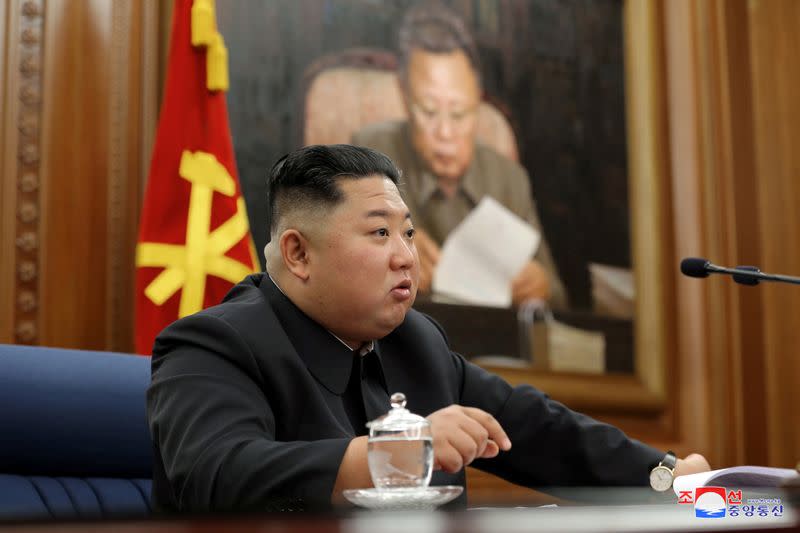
(0, 344), (152, 519)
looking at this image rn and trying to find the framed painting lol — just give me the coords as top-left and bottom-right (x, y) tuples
(215, 0), (671, 413)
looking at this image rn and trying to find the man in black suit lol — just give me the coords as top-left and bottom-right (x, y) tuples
(147, 144), (708, 512)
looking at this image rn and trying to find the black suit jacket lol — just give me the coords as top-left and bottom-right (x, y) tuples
(147, 273), (662, 512)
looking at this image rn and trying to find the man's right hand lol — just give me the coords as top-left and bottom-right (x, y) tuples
(414, 228), (441, 294)
(426, 405), (512, 473)
(333, 405), (511, 503)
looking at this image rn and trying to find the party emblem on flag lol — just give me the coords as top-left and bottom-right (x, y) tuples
(134, 0), (258, 354)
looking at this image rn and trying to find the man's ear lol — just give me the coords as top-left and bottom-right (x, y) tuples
(279, 229), (311, 281)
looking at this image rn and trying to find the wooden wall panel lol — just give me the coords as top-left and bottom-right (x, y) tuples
(714, 0), (768, 467)
(0, 0), (17, 344)
(689, 0), (765, 467)
(1, 0), (18, 343)
(38, 0), (113, 349)
(0, 0), (158, 350)
(662, 0), (715, 464)
(664, 0), (799, 469)
(105, 0), (158, 352)
(748, 0), (800, 468)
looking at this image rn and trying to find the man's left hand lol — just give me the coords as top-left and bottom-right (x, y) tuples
(674, 453), (711, 478)
(511, 260), (551, 305)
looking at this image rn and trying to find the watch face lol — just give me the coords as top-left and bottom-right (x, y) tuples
(650, 466), (674, 492)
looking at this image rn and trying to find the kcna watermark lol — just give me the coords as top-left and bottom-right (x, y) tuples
(678, 487), (784, 519)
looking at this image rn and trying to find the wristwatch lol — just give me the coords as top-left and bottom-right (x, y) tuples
(649, 451), (677, 492)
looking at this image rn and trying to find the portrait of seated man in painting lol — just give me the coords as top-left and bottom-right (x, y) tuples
(351, 4), (567, 310)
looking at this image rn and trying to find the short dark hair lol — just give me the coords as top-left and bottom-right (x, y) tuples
(397, 3), (481, 84)
(267, 144), (402, 236)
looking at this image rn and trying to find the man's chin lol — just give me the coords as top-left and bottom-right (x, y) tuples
(430, 163), (466, 182)
(373, 308), (412, 338)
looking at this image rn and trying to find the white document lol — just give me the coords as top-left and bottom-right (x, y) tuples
(432, 196), (540, 308)
(673, 465), (799, 497)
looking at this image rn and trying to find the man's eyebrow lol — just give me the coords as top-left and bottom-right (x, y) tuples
(364, 209), (412, 220)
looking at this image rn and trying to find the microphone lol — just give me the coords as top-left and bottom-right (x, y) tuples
(680, 257), (713, 278)
(680, 257), (800, 286)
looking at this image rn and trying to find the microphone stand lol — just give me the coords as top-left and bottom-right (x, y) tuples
(707, 264), (800, 286)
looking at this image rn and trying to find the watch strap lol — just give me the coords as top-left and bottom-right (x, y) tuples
(660, 450), (677, 471)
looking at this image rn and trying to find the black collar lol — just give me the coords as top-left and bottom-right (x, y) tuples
(259, 276), (387, 396)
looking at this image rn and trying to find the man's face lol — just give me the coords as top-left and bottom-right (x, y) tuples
(404, 48), (481, 184)
(306, 176), (419, 344)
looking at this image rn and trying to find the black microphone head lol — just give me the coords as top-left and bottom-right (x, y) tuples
(681, 257), (711, 278)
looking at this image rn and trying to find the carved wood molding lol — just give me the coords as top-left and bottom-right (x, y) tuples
(13, 0), (44, 344)
(141, 1), (159, 183)
(106, 0), (132, 349)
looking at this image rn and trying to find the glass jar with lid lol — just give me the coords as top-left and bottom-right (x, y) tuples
(366, 392), (433, 490)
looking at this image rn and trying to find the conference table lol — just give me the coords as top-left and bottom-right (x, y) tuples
(1, 487), (796, 533)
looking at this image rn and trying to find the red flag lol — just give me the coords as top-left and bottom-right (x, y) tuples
(135, 0), (258, 354)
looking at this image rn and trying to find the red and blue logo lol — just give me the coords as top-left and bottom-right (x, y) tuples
(694, 487), (727, 518)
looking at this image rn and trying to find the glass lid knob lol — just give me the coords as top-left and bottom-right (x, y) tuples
(390, 392), (406, 409)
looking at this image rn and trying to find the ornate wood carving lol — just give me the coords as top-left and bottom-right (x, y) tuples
(15, 320), (36, 343)
(17, 290), (36, 312)
(13, 0), (44, 344)
(15, 231), (37, 252)
(19, 172), (38, 192)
